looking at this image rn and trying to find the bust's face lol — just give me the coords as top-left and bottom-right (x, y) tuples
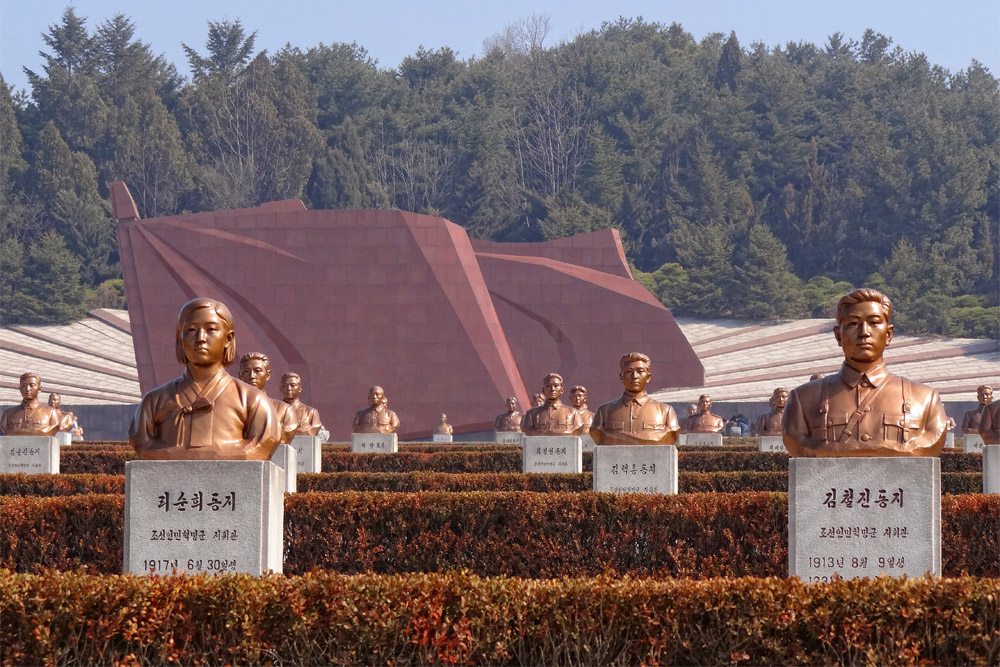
(688, 404), (698, 416)
(239, 359), (270, 390)
(620, 361), (650, 394)
(369, 386), (384, 407)
(19, 376), (39, 402)
(834, 301), (892, 365)
(699, 395), (712, 413)
(979, 387), (993, 405)
(506, 397), (518, 412)
(542, 377), (563, 402)
(48, 393), (61, 408)
(281, 376), (301, 401)
(440, 414), (447, 423)
(532, 394), (545, 407)
(180, 308), (231, 367)
(570, 388), (587, 408)
(773, 390), (788, 410)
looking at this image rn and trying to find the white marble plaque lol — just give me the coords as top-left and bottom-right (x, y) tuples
(522, 435), (582, 473)
(0, 436), (59, 474)
(758, 436), (786, 452)
(495, 431), (522, 445)
(581, 434), (596, 452)
(55, 431), (72, 446)
(289, 435), (322, 473)
(432, 434), (453, 442)
(351, 432), (398, 453)
(269, 444), (297, 493)
(593, 445), (677, 494)
(963, 434), (985, 453)
(984, 445), (1000, 494)
(124, 460), (284, 575)
(684, 433), (723, 446)
(789, 457), (940, 581)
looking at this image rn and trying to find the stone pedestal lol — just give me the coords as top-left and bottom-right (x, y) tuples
(495, 431), (522, 445)
(945, 432), (955, 448)
(789, 457), (940, 581)
(0, 436), (59, 474)
(581, 434), (596, 452)
(124, 460), (284, 575)
(269, 444), (298, 493)
(290, 435), (322, 473)
(432, 434), (453, 443)
(522, 435), (582, 473)
(984, 446), (1000, 494)
(55, 432), (72, 446)
(351, 432), (398, 453)
(684, 433), (723, 446)
(758, 436), (785, 453)
(593, 445), (677, 494)
(963, 434), (985, 453)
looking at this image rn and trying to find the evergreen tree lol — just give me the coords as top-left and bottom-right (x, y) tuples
(731, 223), (806, 319)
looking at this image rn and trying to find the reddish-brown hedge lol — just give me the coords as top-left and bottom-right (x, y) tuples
(1, 570), (996, 666)
(2, 492), (996, 578)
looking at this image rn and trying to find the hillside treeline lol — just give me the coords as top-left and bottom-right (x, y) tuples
(1, 9), (997, 336)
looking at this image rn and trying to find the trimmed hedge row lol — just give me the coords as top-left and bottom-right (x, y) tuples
(3, 570), (996, 667)
(2, 470), (986, 496)
(2, 491), (996, 577)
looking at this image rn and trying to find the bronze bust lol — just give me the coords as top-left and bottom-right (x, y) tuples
(494, 397), (522, 432)
(752, 388), (788, 436)
(531, 393), (545, 408)
(961, 385), (993, 434)
(239, 352), (299, 444)
(590, 352), (679, 446)
(979, 401), (1000, 444)
(47, 393), (76, 432)
(0, 373), (61, 436)
(686, 394), (725, 434)
(434, 413), (453, 435)
(129, 298), (280, 460)
(280, 372), (324, 436)
(570, 385), (595, 430)
(352, 386), (400, 434)
(782, 288), (947, 457)
(679, 403), (698, 433)
(521, 373), (585, 436)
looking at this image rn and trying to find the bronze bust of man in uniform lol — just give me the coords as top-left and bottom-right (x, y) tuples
(0, 373), (61, 436)
(521, 373), (585, 436)
(569, 385), (595, 431)
(434, 414), (453, 436)
(352, 385), (400, 434)
(239, 352), (299, 444)
(129, 298), (280, 460)
(961, 385), (993, 434)
(280, 372), (324, 436)
(494, 397), (522, 432)
(979, 400), (1000, 444)
(782, 288), (947, 457)
(752, 388), (788, 436)
(47, 393), (76, 432)
(686, 394), (725, 433)
(590, 352), (679, 446)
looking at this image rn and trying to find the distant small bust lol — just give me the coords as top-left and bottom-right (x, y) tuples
(434, 413), (453, 435)
(686, 394), (725, 434)
(494, 397), (522, 432)
(352, 386), (400, 434)
(0, 373), (61, 436)
(752, 388), (788, 436)
(521, 373), (585, 436)
(961, 385), (992, 434)
(590, 352), (679, 446)
(569, 386), (595, 431)
(280, 372), (324, 436)
(47, 392), (76, 432)
(531, 393), (545, 408)
(679, 403), (698, 434)
(239, 352), (299, 444)
(980, 401), (1000, 445)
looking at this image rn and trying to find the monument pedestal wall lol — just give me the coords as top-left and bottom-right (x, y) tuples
(351, 433), (398, 453)
(592, 445), (677, 494)
(0, 436), (59, 474)
(522, 435), (582, 473)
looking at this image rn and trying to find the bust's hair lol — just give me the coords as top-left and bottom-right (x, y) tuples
(239, 351), (269, 368)
(368, 385), (383, 395)
(543, 372), (563, 385)
(620, 352), (651, 370)
(175, 298), (236, 366)
(835, 288), (892, 325)
(282, 372), (302, 383)
(699, 394), (711, 402)
(506, 396), (519, 406)
(19, 372), (39, 383)
(772, 387), (788, 400)
(978, 385), (993, 393)
(570, 385), (587, 394)
(48, 393), (61, 402)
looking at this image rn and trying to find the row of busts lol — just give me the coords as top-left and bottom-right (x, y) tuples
(0, 374), (82, 439)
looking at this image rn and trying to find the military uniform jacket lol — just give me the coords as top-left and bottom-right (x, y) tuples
(521, 400), (584, 436)
(979, 401), (1000, 444)
(589, 392), (679, 445)
(686, 411), (725, 434)
(493, 411), (522, 432)
(782, 362), (946, 456)
(752, 410), (784, 436)
(961, 405), (988, 433)
(352, 405), (399, 434)
(0, 402), (61, 436)
(287, 399), (323, 436)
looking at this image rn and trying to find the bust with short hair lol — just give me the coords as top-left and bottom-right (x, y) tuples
(521, 373), (586, 436)
(352, 386), (400, 434)
(782, 288), (947, 457)
(752, 388), (788, 436)
(238, 352), (299, 444)
(0, 373), (61, 436)
(434, 413), (453, 436)
(979, 401), (1000, 444)
(686, 394), (725, 434)
(128, 298), (280, 460)
(589, 352), (679, 445)
(961, 385), (993, 434)
(494, 397), (523, 432)
(280, 372), (324, 436)
(47, 393), (76, 432)
(569, 385), (595, 430)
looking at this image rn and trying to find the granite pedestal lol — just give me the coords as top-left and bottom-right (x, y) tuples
(789, 457), (940, 581)
(290, 435), (322, 473)
(0, 436), (59, 474)
(55, 432), (72, 447)
(432, 434), (453, 443)
(758, 436), (785, 453)
(495, 432), (522, 445)
(522, 435), (582, 473)
(269, 444), (298, 493)
(984, 446), (999, 494)
(124, 460), (284, 575)
(593, 445), (677, 494)
(581, 434), (596, 452)
(684, 433), (723, 446)
(945, 432), (955, 448)
(963, 434), (985, 453)
(351, 432), (398, 453)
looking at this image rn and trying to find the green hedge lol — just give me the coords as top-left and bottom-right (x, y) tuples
(1, 492), (996, 578)
(2, 570), (996, 666)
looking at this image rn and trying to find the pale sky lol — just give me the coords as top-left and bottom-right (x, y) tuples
(2, 0), (998, 96)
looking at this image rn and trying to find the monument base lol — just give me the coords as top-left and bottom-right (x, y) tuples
(592, 445), (677, 494)
(945, 432), (955, 448)
(581, 434), (596, 452)
(124, 460), (284, 575)
(495, 431), (522, 445)
(684, 433), (723, 446)
(290, 435), (322, 472)
(351, 432), (398, 453)
(963, 434), (985, 453)
(55, 432), (72, 446)
(984, 446), (999, 494)
(758, 435), (785, 453)
(432, 434), (453, 443)
(789, 457), (940, 581)
(269, 444), (298, 493)
(522, 435), (582, 473)
(0, 436), (59, 474)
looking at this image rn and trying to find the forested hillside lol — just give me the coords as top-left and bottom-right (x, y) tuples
(2, 9), (997, 336)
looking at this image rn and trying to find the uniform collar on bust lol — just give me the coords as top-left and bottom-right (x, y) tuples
(839, 362), (889, 389)
(620, 392), (649, 406)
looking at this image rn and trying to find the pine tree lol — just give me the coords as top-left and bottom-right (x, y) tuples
(732, 223), (806, 319)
